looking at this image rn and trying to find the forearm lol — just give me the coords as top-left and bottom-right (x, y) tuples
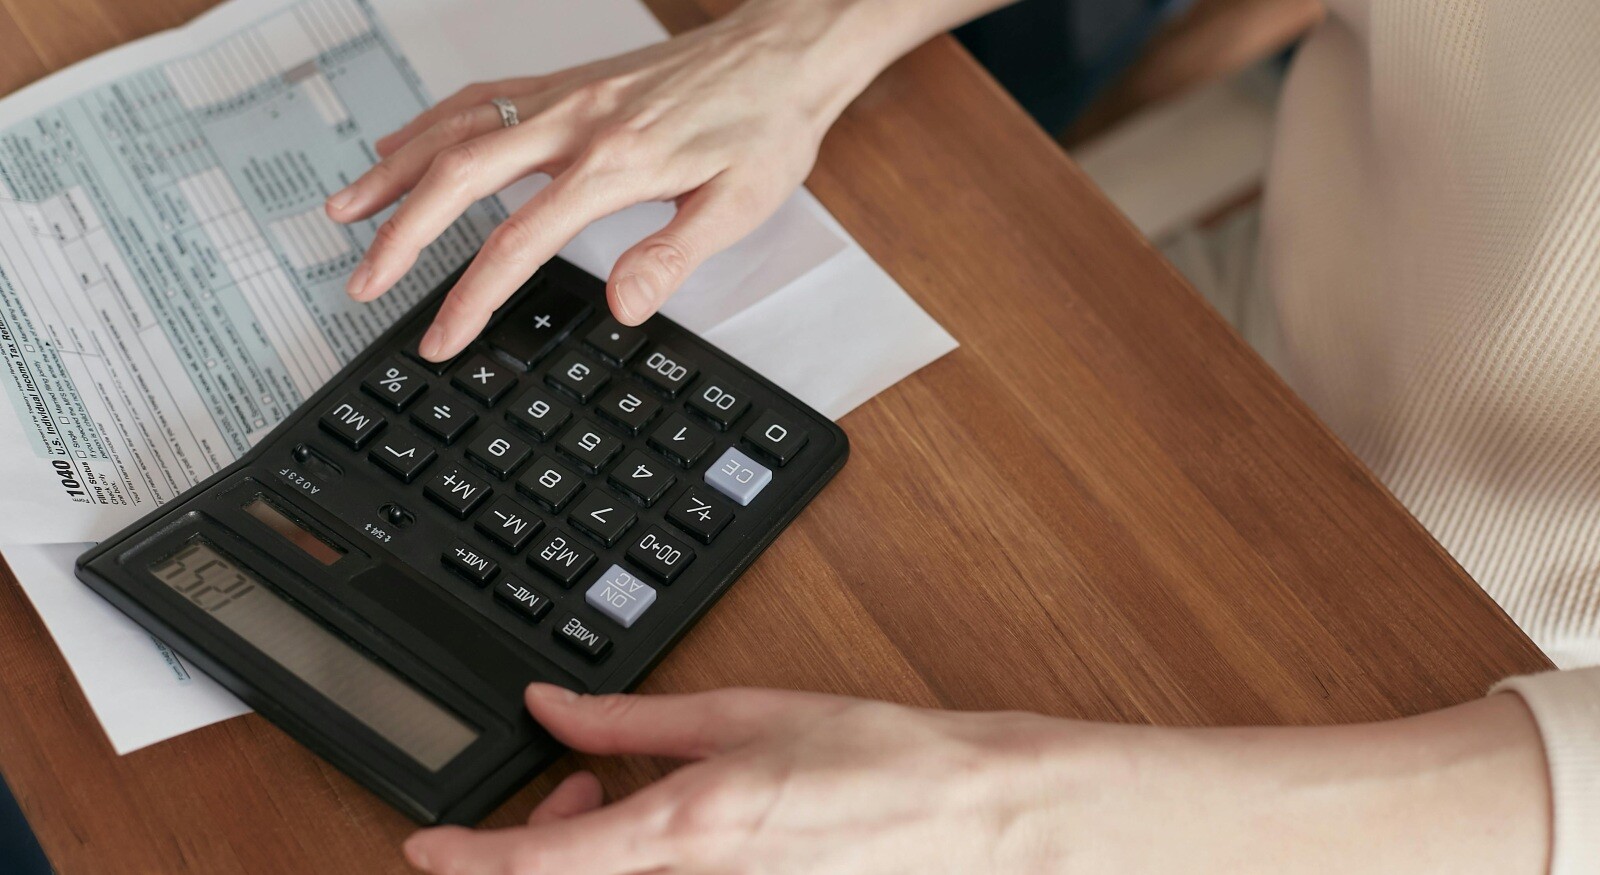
(1020, 693), (1552, 873)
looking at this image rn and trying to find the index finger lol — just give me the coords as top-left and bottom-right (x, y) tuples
(417, 165), (638, 360)
(524, 684), (849, 760)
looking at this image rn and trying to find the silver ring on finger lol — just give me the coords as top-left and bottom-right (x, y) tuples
(490, 97), (519, 128)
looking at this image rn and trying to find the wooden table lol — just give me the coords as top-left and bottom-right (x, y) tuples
(0, 0), (1552, 871)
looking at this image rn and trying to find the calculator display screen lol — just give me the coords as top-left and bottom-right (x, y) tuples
(150, 541), (478, 771)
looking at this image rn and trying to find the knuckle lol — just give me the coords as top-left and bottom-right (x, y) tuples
(484, 216), (538, 262)
(369, 219), (407, 252)
(641, 233), (693, 279)
(569, 77), (624, 113)
(575, 127), (648, 178)
(436, 109), (479, 142)
(666, 776), (748, 835)
(432, 142), (480, 188)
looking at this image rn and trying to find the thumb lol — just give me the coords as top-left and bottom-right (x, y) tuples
(607, 174), (780, 325)
(525, 683), (844, 760)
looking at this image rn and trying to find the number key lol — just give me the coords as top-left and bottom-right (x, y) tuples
(743, 409), (809, 466)
(595, 385), (660, 435)
(648, 413), (713, 467)
(545, 351), (609, 403)
(516, 456), (583, 512)
(608, 450), (674, 506)
(555, 419), (621, 472)
(636, 346), (697, 397)
(506, 386), (570, 440)
(568, 489), (636, 546)
(466, 425), (532, 479)
(685, 377), (750, 430)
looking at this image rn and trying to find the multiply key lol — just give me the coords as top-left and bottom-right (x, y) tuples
(451, 353), (518, 406)
(443, 540), (499, 586)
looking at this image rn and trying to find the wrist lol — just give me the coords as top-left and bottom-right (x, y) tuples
(1162, 696), (1551, 875)
(722, 0), (995, 123)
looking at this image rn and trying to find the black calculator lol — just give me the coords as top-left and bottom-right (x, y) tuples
(76, 257), (847, 824)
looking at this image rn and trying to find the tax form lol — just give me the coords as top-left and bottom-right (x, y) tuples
(0, 0), (956, 752)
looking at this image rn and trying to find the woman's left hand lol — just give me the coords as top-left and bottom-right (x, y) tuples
(403, 683), (1551, 875)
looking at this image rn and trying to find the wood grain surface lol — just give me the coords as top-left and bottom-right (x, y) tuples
(0, 0), (1552, 871)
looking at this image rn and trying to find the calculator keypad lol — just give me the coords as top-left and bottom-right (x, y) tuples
(291, 269), (833, 683)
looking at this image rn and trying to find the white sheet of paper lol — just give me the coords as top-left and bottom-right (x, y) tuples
(0, 0), (956, 752)
(6, 543), (249, 753)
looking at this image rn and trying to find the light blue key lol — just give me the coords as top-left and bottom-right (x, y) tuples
(585, 565), (656, 628)
(704, 447), (772, 506)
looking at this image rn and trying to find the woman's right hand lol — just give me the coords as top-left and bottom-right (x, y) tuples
(325, 0), (949, 362)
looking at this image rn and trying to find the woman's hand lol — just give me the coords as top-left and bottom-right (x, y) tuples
(403, 684), (1550, 874)
(325, 0), (934, 362)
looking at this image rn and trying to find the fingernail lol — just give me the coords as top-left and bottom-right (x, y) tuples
(345, 262), (371, 299)
(418, 323), (448, 360)
(527, 683), (579, 704)
(614, 273), (656, 325)
(326, 185), (357, 214)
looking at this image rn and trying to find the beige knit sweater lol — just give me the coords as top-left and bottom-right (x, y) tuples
(1260, 1), (1600, 870)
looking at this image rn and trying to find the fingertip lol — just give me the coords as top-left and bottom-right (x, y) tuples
(403, 826), (459, 871)
(609, 273), (660, 326)
(325, 186), (358, 222)
(526, 682), (579, 707)
(417, 322), (449, 361)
